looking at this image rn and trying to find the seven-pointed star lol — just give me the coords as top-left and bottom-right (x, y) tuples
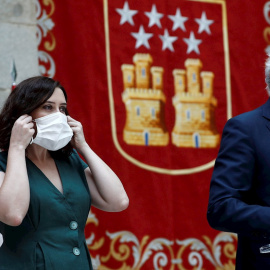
(159, 29), (178, 52)
(183, 31), (202, 54)
(145, 4), (164, 28)
(131, 25), (153, 49)
(195, 11), (214, 34)
(116, 1), (138, 26)
(168, 8), (188, 31)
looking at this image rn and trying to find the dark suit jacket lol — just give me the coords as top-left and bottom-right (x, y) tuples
(207, 98), (270, 269)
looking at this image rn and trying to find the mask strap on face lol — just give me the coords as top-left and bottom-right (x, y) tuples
(29, 120), (36, 145)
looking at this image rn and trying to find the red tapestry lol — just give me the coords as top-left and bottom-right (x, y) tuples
(37, 0), (269, 269)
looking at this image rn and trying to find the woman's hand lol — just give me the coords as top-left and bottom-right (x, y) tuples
(10, 115), (35, 150)
(0, 114), (33, 226)
(67, 116), (87, 153)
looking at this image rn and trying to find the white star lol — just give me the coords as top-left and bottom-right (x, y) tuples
(195, 11), (214, 34)
(116, 1), (138, 26)
(183, 31), (202, 54)
(131, 25), (153, 49)
(159, 29), (178, 52)
(145, 4), (163, 28)
(168, 8), (188, 31)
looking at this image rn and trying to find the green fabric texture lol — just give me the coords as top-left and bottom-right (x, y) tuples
(0, 150), (93, 270)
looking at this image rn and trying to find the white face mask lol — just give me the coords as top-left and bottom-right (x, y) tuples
(30, 112), (73, 151)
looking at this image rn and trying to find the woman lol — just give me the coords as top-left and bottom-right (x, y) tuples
(0, 76), (129, 270)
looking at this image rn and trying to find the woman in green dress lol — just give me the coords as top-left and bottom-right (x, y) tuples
(0, 76), (129, 269)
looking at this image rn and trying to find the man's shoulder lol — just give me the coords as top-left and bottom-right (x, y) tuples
(230, 101), (266, 124)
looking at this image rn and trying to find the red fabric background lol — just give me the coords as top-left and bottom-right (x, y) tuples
(37, 0), (269, 269)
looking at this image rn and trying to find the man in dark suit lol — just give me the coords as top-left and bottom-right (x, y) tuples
(207, 56), (270, 269)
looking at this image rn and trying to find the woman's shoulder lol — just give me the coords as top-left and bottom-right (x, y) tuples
(56, 149), (88, 170)
(0, 150), (8, 157)
(68, 148), (79, 161)
(68, 149), (88, 170)
(0, 151), (8, 172)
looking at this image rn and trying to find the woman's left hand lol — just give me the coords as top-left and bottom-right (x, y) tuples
(67, 116), (129, 212)
(67, 116), (87, 152)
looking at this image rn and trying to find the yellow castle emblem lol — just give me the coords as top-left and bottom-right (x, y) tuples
(121, 54), (169, 146)
(172, 59), (220, 148)
(121, 54), (220, 148)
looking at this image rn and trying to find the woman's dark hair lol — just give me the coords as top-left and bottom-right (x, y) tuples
(0, 76), (73, 158)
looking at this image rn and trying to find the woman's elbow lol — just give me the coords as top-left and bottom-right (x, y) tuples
(113, 197), (129, 212)
(121, 197), (129, 210)
(118, 197), (129, 211)
(3, 213), (24, 227)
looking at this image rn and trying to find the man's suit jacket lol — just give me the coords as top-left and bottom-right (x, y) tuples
(208, 98), (270, 269)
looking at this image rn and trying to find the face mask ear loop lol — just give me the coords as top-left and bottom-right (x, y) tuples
(29, 120), (35, 146)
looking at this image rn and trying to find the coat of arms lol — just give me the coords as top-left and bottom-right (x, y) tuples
(104, 0), (231, 175)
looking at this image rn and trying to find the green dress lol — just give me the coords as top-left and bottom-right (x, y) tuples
(0, 150), (93, 270)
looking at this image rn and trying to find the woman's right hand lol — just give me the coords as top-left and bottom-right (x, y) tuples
(9, 115), (35, 150)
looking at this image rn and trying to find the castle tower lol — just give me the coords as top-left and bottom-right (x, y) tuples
(185, 59), (202, 93)
(122, 54), (168, 146)
(151, 67), (164, 90)
(133, 54), (153, 89)
(173, 69), (186, 94)
(201, 72), (214, 96)
(172, 59), (219, 148)
(121, 64), (135, 89)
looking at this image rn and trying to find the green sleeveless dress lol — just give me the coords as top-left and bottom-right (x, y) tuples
(0, 150), (93, 270)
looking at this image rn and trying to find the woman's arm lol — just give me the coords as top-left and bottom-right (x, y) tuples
(0, 115), (34, 226)
(67, 116), (129, 212)
(81, 145), (129, 212)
